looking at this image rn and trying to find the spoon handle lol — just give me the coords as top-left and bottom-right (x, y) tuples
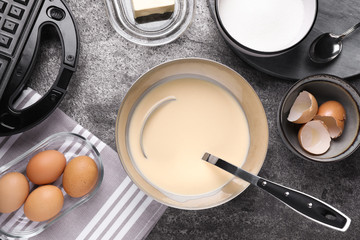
(257, 178), (351, 232)
(202, 153), (351, 232)
(339, 22), (360, 40)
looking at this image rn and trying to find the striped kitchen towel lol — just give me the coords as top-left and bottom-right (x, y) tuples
(0, 88), (167, 240)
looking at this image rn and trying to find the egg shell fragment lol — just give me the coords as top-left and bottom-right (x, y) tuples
(287, 91), (318, 124)
(24, 185), (64, 222)
(298, 120), (331, 155)
(62, 156), (98, 198)
(26, 150), (66, 185)
(314, 100), (346, 138)
(0, 172), (29, 214)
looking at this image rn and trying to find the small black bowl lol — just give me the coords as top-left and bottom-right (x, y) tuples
(278, 74), (360, 162)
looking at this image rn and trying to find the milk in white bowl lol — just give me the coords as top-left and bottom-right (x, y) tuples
(217, 0), (317, 53)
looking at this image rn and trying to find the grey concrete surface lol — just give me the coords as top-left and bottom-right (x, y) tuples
(28, 0), (360, 239)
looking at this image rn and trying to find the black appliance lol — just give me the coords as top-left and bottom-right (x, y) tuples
(0, 0), (79, 136)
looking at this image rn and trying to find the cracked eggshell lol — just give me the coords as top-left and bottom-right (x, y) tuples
(298, 120), (331, 155)
(314, 101), (346, 139)
(287, 91), (318, 124)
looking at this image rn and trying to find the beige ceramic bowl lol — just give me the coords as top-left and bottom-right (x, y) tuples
(115, 58), (268, 209)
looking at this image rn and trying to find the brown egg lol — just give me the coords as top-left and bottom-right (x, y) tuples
(287, 91), (318, 124)
(24, 185), (64, 222)
(26, 150), (66, 185)
(298, 120), (331, 155)
(0, 172), (29, 213)
(314, 100), (346, 138)
(62, 156), (98, 198)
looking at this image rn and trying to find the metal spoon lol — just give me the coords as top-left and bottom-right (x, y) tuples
(202, 152), (351, 231)
(309, 22), (360, 63)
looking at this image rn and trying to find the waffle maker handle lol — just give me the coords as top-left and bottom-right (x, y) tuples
(0, 0), (79, 136)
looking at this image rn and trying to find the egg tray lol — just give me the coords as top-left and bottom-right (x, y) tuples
(0, 132), (103, 239)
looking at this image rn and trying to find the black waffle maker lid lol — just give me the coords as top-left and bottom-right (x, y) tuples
(0, 0), (79, 136)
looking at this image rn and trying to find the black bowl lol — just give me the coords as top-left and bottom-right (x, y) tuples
(278, 74), (360, 162)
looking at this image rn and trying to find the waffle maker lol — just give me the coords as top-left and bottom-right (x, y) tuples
(0, 0), (79, 136)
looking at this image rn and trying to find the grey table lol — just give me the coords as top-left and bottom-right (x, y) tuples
(30, 0), (360, 239)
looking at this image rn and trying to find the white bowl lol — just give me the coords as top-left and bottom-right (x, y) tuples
(215, 0), (318, 57)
